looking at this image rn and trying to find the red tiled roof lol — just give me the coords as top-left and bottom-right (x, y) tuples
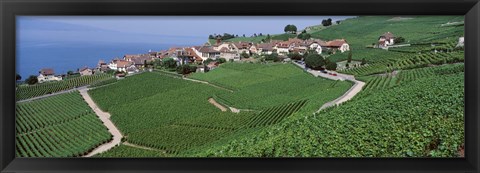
(39, 68), (54, 75)
(326, 39), (348, 47)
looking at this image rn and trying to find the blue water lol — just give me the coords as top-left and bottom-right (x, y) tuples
(17, 41), (173, 79)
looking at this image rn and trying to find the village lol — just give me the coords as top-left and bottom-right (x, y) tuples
(33, 32), (357, 84)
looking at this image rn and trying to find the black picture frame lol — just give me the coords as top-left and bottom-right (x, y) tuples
(1, 0), (479, 172)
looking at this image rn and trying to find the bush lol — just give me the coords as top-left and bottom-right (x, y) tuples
(176, 65), (197, 75)
(326, 62), (338, 71)
(264, 53), (279, 62)
(218, 58), (227, 64)
(287, 52), (303, 60)
(305, 54), (325, 70)
(26, 75), (38, 85)
(394, 37), (405, 44)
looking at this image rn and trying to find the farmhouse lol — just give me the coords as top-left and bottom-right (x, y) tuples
(109, 59), (133, 72)
(378, 32), (396, 48)
(192, 46), (221, 61)
(256, 43), (275, 55)
(37, 68), (62, 83)
(325, 39), (350, 53)
(78, 67), (93, 76)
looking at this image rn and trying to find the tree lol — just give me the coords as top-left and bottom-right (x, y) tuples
(336, 20), (341, 24)
(284, 24), (297, 34)
(26, 75), (38, 85)
(265, 53), (279, 62)
(16, 73), (21, 81)
(394, 37), (405, 44)
(345, 63), (350, 69)
(240, 52), (250, 59)
(67, 71), (74, 75)
(361, 58), (367, 65)
(347, 51), (352, 63)
(297, 32), (311, 40)
(162, 57), (177, 69)
(287, 52), (303, 60)
(204, 58), (215, 65)
(217, 58), (227, 63)
(305, 54), (326, 70)
(326, 62), (338, 71)
(322, 18), (333, 26)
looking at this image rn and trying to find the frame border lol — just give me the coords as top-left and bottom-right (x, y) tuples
(1, 0), (479, 173)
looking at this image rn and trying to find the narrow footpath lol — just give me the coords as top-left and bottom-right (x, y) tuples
(79, 88), (123, 157)
(292, 62), (365, 113)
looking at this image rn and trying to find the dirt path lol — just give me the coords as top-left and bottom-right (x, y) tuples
(208, 98), (228, 112)
(79, 88), (123, 157)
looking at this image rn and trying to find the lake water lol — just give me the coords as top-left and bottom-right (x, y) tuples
(17, 41), (173, 79)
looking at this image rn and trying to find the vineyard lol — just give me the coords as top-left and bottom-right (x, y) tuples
(197, 72), (464, 157)
(88, 78), (118, 88)
(89, 64), (350, 156)
(16, 73), (112, 101)
(362, 63), (464, 91)
(338, 51), (464, 76)
(246, 100), (307, 128)
(16, 92), (111, 157)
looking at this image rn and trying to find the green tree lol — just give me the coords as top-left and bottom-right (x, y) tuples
(162, 57), (177, 69)
(67, 71), (74, 75)
(16, 73), (22, 81)
(346, 63), (350, 69)
(240, 52), (250, 59)
(305, 54), (325, 70)
(347, 51), (352, 63)
(287, 52), (303, 60)
(176, 65), (197, 75)
(204, 58), (215, 65)
(326, 62), (338, 71)
(284, 24), (297, 34)
(297, 32), (311, 40)
(265, 53), (279, 61)
(217, 58), (227, 63)
(394, 37), (405, 44)
(26, 75), (38, 85)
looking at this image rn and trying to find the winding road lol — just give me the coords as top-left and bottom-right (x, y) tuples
(79, 88), (123, 157)
(292, 62), (365, 113)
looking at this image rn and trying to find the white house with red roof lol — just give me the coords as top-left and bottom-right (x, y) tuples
(37, 68), (62, 83)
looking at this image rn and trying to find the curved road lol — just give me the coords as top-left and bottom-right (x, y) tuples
(79, 88), (123, 157)
(292, 62), (365, 113)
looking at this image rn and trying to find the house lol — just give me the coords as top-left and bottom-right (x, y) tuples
(192, 46), (221, 61)
(109, 59), (133, 72)
(126, 65), (139, 74)
(256, 43), (275, 55)
(378, 32), (396, 48)
(232, 42), (252, 54)
(96, 60), (110, 73)
(325, 39), (350, 53)
(37, 68), (62, 83)
(78, 67), (93, 76)
(218, 47), (240, 61)
(129, 55), (152, 68)
(274, 41), (291, 55)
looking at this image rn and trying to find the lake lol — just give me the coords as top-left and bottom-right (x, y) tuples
(16, 41), (176, 79)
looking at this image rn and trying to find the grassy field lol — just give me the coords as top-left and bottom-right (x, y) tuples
(89, 63), (351, 156)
